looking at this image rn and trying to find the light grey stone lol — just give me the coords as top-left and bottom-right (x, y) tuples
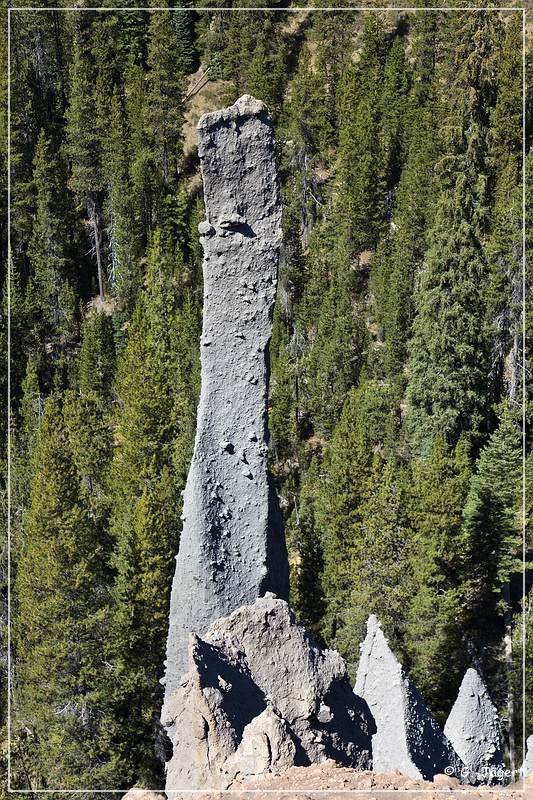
(163, 95), (289, 703)
(354, 615), (464, 782)
(162, 595), (374, 790)
(444, 668), (504, 785)
(520, 735), (533, 778)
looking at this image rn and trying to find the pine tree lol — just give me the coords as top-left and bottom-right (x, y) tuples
(404, 435), (472, 719)
(336, 14), (386, 254)
(14, 396), (110, 788)
(490, 13), (522, 208)
(102, 90), (141, 311)
(338, 460), (414, 678)
(371, 14), (438, 382)
(404, 169), (490, 455)
(66, 34), (105, 301)
(146, 6), (186, 189)
(316, 379), (395, 656)
(462, 404), (522, 684)
(285, 456), (325, 637)
(78, 310), (116, 399)
(106, 230), (197, 785)
(380, 36), (410, 190)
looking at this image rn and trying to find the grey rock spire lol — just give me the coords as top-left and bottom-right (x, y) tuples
(444, 667), (504, 784)
(163, 95), (289, 704)
(354, 615), (463, 781)
(162, 595), (373, 790)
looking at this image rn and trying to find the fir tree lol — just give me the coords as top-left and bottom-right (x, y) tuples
(336, 14), (386, 254)
(65, 34), (105, 301)
(462, 405), (522, 683)
(404, 436), (472, 718)
(106, 230), (196, 785)
(146, 6), (186, 188)
(316, 379), (395, 657)
(14, 396), (110, 788)
(78, 310), (116, 399)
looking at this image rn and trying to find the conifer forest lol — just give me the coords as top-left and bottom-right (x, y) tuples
(1, 2), (532, 792)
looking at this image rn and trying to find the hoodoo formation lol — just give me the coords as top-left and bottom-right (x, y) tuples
(444, 668), (504, 784)
(162, 595), (373, 790)
(163, 95), (289, 703)
(160, 97), (511, 794)
(354, 616), (463, 781)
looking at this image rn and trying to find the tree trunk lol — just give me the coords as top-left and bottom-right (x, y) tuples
(87, 195), (104, 302)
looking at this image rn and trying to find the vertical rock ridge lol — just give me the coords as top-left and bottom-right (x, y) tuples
(163, 95), (289, 704)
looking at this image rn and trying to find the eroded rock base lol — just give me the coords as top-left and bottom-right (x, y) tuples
(162, 595), (373, 790)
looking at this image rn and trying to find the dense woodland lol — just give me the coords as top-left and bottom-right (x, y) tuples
(0, 2), (532, 792)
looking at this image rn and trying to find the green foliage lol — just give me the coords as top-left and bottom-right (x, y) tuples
(404, 436), (472, 718)
(146, 8), (186, 187)
(405, 174), (490, 455)
(14, 397), (111, 789)
(78, 311), (116, 399)
(8, 7), (531, 783)
(336, 14), (387, 253)
(462, 404), (522, 683)
(316, 380), (396, 658)
(105, 230), (199, 785)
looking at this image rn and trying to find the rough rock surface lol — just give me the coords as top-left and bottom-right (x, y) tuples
(158, 761), (533, 800)
(354, 615), (464, 781)
(121, 791), (164, 800)
(163, 95), (289, 700)
(444, 668), (504, 784)
(162, 595), (373, 790)
(521, 735), (533, 778)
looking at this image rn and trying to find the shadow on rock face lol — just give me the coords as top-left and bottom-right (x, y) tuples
(162, 595), (373, 791)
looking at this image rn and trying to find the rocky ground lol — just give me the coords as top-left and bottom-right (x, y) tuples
(123, 762), (533, 800)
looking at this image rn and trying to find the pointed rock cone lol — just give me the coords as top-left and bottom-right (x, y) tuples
(354, 615), (464, 782)
(444, 667), (504, 784)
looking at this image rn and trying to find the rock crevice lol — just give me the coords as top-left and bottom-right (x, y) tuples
(162, 595), (373, 790)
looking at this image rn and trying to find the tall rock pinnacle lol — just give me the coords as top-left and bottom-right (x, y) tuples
(354, 615), (463, 781)
(444, 668), (504, 784)
(163, 96), (289, 702)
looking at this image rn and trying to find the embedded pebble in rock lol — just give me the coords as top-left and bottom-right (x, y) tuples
(354, 615), (464, 782)
(162, 595), (374, 790)
(162, 95), (289, 704)
(444, 668), (504, 785)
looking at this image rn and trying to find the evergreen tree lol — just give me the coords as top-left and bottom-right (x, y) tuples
(404, 436), (472, 719)
(371, 14), (438, 381)
(106, 230), (197, 785)
(338, 460), (414, 678)
(14, 397), (110, 788)
(316, 379), (395, 658)
(78, 310), (116, 399)
(102, 90), (141, 311)
(336, 14), (386, 254)
(404, 169), (490, 455)
(462, 405), (522, 686)
(285, 456), (325, 637)
(146, 6), (186, 188)
(66, 34), (105, 300)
